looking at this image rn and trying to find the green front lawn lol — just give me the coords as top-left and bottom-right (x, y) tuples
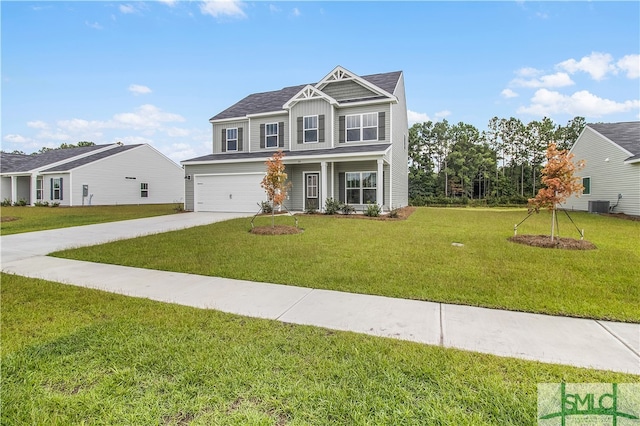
(53, 208), (640, 322)
(0, 204), (181, 235)
(2, 274), (636, 425)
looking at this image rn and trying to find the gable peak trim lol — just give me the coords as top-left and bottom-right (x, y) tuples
(283, 84), (338, 109)
(315, 65), (397, 102)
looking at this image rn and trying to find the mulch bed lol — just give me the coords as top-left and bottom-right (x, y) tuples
(250, 225), (303, 235)
(601, 212), (640, 222)
(331, 206), (417, 221)
(508, 234), (597, 250)
(0, 216), (20, 223)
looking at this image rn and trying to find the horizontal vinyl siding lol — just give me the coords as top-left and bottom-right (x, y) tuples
(288, 164), (321, 211)
(212, 120), (249, 154)
(70, 145), (183, 206)
(563, 128), (640, 216)
(322, 80), (378, 101)
(249, 114), (289, 152)
(290, 100), (333, 151)
(43, 173), (70, 206)
(335, 104), (391, 146)
(390, 72), (409, 207)
(184, 162), (266, 211)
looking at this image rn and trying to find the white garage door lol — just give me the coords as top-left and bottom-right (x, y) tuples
(195, 173), (265, 212)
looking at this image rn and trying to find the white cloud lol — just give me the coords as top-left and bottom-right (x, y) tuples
(518, 88), (640, 117)
(27, 120), (48, 129)
(435, 110), (451, 119)
(200, 0), (246, 18)
(511, 72), (574, 88)
(501, 89), (518, 99)
(407, 110), (431, 126)
(3, 134), (31, 144)
(166, 127), (191, 137)
(85, 21), (103, 30)
(556, 52), (617, 81)
(515, 67), (542, 78)
(112, 104), (185, 131)
(129, 84), (152, 95)
(269, 4), (280, 13)
(291, 7), (301, 17)
(158, 0), (177, 6)
(617, 54), (640, 79)
(119, 4), (136, 14)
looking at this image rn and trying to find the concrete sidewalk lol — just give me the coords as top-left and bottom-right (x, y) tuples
(1, 212), (638, 374)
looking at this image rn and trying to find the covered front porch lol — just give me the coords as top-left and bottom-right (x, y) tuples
(1, 175), (35, 205)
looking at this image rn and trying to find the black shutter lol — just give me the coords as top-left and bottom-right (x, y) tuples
(50, 178), (53, 200)
(59, 177), (63, 201)
(278, 122), (284, 147)
(339, 116), (345, 143)
(378, 112), (385, 141)
(319, 115), (325, 143)
(221, 128), (226, 152)
(339, 172), (345, 203)
(238, 127), (243, 151)
(297, 117), (303, 144)
(260, 124), (265, 149)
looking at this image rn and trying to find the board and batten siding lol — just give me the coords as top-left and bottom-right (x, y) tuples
(290, 99), (333, 151)
(184, 161), (266, 211)
(321, 80), (378, 102)
(68, 145), (183, 206)
(390, 72), (409, 208)
(212, 120), (249, 154)
(334, 104), (391, 146)
(563, 127), (640, 216)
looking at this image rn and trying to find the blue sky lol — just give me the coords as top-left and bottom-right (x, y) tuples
(2, 1), (639, 163)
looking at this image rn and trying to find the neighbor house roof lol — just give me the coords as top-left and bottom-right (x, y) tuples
(0, 144), (111, 174)
(588, 122), (640, 162)
(211, 71), (402, 121)
(182, 144), (392, 164)
(43, 145), (141, 172)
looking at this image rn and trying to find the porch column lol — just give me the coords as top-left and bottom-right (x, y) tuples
(320, 161), (328, 212)
(11, 175), (17, 203)
(30, 173), (37, 206)
(377, 159), (384, 210)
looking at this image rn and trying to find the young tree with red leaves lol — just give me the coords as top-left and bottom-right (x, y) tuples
(528, 143), (585, 240)
(261, 150), (291, 227)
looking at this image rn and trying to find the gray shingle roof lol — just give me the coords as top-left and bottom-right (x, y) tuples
(588, 121), (640, 162)
(43, 145), (141, 172)
(183, 144), (391, 163)
(0, 144), (112, 173)
(210, 70), (402, 121)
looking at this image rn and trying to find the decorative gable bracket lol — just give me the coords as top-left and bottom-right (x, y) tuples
(315, 65), (397, 102)
(283, 85), (338, 110)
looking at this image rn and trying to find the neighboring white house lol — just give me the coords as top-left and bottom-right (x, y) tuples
(0, 143), (184, 206)
(181, 66), (409, 213)
(563, 122), (640, 216)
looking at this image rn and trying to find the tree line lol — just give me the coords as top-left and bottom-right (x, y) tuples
(408, 116), (586, 205)
(4, 141), (96, 155)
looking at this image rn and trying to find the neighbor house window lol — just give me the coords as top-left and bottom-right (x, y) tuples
(36, 177), (43, 200)
(266, 123), (278, 148)
(582, 177), (591, 195)
(346, 113), (378, 142)
(226, 128), (238, 151)
(141, 183), (149, 198)
(304, 116), (318, 143)
(346, 172), (377, 204)
(51, 178), (62, 200)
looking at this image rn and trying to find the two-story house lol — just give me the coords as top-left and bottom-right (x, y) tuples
(181, 66), (408, 213)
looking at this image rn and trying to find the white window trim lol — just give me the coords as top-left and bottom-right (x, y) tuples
(345, 113), (378, 142)
(265, 122), (278, 148)
(306, 173), (319, 198)
(345, 171), (377, 204)
(226, 128), (238, 152)
(303, 115), (318, 144)
(52, 178), (62, 200)
(36, 176), (43, 200)
(582, 176), (591, 195)
(141, 182), (149, 198)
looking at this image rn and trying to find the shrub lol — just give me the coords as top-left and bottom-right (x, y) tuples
(364, 203), (381, 217)
(324, 198), (342, 215)
(305, 207), (317, 214)
(340, 204), (355, 215)
(34, 201), (50, 207)
(388, 208), (400, 218)
(1, 198), (12, 207)
(173, 203), (185, 213)
(13, 199), (27, 207)
(260, 201), (273, 214)
(50, 202), (60, 207)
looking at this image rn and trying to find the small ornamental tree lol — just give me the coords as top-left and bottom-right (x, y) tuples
(528, 143), (585, 240)
(261, 150), (291, 227)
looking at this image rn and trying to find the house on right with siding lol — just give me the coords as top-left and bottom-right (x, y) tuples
(563, 121), (640, 216)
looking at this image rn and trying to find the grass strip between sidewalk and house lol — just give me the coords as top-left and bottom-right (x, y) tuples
(2, 273), (637, 425)
(52, 207), (640, 323)
(0, 203), (182, 235)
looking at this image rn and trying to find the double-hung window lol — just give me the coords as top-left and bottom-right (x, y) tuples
(346, 172), (377, 204)
(52, 178), (62, 200)
(36, 177), (43, 200)
(141, 183), (149, 198)
(304, 116), (318, 143)
(226, 128), (238, 151)
(266, 123), (278, 148)
(346, 113), (378, 142)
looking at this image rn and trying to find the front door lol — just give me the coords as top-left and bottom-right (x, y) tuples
(305, 173), (319, 210)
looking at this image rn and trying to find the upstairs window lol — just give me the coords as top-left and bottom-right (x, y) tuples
(141, 183), (149, 198)
(304, 116), (318, 143)
(226, 128), (238, 151)
(345, 113), (378, 142)
(266, 123), (278, 148)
